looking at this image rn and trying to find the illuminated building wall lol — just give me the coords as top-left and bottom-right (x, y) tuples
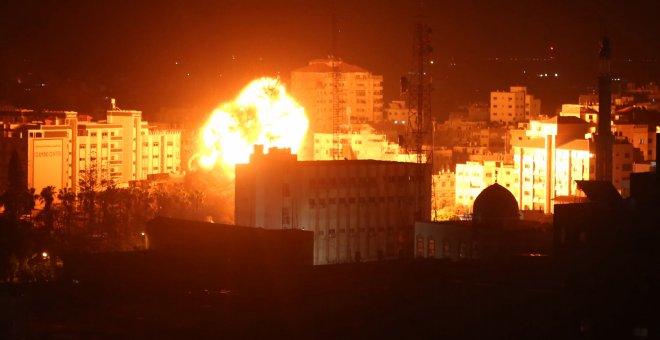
(612, 140), (634, 197)
(74, 121), (124, 185)
(290, 59), (384, 133)
(455, 161), (492, 210)
(514, 116), (635, 209)
(513, 139), (593, 213)
(28, 127), (71, 192)
(454, 116), (635, 214)
(432, 170), (455, 217)
(490, 86), (541, 124)
(560, 104), (599, 124)
(1, 109), (182, 193)
(454, 161), (517, 211)
(311, 124), (420, 162)
(235, 147), (431, 265)
(613, 124), (657, 161)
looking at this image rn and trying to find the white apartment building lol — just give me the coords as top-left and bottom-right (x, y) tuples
(1, 109), (182, 194)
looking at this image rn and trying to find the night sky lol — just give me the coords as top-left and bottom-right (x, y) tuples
(1, 0), (659, 120)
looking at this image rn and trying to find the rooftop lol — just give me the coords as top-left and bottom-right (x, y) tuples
(293, 59), (370, 73)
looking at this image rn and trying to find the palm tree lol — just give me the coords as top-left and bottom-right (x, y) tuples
(57, 188), (77, 237)
(38, 186), (56, 232)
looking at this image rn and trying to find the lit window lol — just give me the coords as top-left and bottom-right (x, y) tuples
(428, 239), (436, 258)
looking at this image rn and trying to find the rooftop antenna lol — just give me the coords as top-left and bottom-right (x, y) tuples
(331, 0), (343, 160)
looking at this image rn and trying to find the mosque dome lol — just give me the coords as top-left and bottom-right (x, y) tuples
(472, 183), (519, 225)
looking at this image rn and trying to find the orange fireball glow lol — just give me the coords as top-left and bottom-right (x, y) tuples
(193, 77), (308, 173)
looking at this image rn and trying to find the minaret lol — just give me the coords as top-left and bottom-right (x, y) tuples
(595, 36), (613, 182)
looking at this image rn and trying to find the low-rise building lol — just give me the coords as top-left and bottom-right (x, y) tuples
(416, 183), (551, 261)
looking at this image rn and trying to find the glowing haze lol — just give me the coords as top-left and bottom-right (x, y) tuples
(194, 77), (308, 172)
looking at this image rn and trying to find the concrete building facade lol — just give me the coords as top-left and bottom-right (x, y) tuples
(290, 59), (384, 133)
(0, 109), (182, 193)
(384, 100), (411, 125)
(311, 124), (419, 162)
(454, 161), (518, 212)
(490, 86), (541, 124)
(235, 147), (431, 265)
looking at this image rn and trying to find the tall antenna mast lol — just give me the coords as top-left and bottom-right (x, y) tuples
(408, 16), (432, 163)
(407, 2), (433, 220)
(331, 0), (343, 160)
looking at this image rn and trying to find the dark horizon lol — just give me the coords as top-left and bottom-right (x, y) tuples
(1, 0), (659, 120)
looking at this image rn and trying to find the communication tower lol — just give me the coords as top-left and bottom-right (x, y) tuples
(403, 13), (434, 220)
(331, 1), (344, 160)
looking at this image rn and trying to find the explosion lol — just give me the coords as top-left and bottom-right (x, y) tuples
(193, 77), (308, 173)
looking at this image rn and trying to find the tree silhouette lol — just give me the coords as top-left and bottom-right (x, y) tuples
(77, 160), (112, 235)
(97, 183), (122, 239)
(1, 151), (35, 220)
(0, 151), (38, 282)
(57, 188), (77, 237)
(37, 185), (56, 232)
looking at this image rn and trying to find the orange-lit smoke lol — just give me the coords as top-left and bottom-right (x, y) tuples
(193, 77), (308, 173)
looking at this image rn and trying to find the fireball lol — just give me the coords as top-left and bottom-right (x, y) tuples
(194, 77), (308, 172)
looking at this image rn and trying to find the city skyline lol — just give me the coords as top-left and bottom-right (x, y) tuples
(1, 2), (659, 337)
(1, 0), (659, 117)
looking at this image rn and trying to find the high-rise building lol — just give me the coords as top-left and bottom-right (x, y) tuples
(290, 58), (384, 133)
(0, 108), (182, 193)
